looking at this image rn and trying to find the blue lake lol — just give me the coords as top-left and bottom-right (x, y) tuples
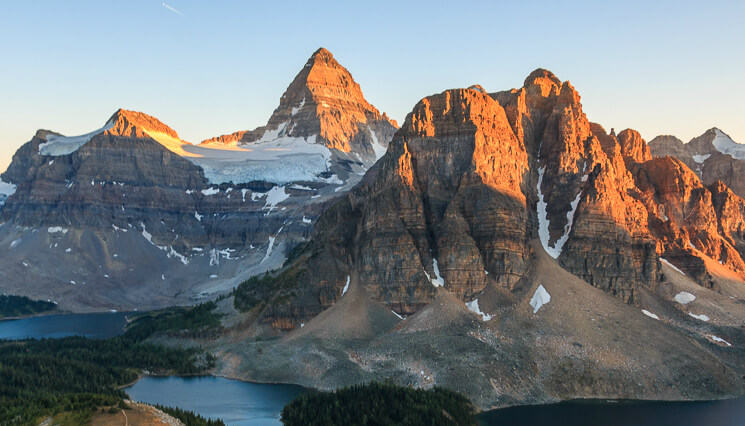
(3, 312), (744, 425)
(125, 375), (306, 426)
(0, 311), (130, 339)
(477, 397), (745, 426)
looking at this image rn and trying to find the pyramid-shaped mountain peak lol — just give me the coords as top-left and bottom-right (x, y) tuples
(201, 48), (397, 161)
(106, 109), (180, 139)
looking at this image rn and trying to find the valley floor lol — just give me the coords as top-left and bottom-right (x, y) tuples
(161, 241), (745, 410)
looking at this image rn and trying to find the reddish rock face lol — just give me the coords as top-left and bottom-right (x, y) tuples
(247, 68), (745, 330)
(106, 109), (180, 139)
(617, 129), (652, 164)
(201, 48), (397, 164)
(630, 157), (745, 282)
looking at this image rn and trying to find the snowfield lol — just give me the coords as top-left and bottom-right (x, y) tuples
(38, 120), (114, 156)
(185, 132), (335, 185)
(712, 129), (745, 160)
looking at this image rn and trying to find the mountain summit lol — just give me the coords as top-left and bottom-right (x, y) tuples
(201, 48), (397, 163)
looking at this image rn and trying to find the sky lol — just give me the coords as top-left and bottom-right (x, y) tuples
(1, 0), (744, 172)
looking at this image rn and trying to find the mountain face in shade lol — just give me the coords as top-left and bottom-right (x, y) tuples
(201, 48), (397, 166)
(0, 49), (397, 311)
(649, 128), (745, 199)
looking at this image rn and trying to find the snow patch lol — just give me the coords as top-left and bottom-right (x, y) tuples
(530, 285), (551, 313)
(688, 313), (709, 322)
(261, 237), (276, 264)
(201, 187), (219, 196)
(342, 275), (350, 296)
(642, 309), (660, 320)
(194, 211), (203, 221)
(302, 216), (312, 224)
(321, 174), (344, 185)
(429, 258), (445, 287)
(291, 97), (305, 116)
(466, 299), (492, 321)
(692, 154), (711, 163)
(370, 130), (387, 160)
(0, 179), (17, 197)
(38, 120), (114, 156)
(139, 222), (188, 264)
(708, 334), (732, 346)
(674, 291), (696, 304)
(48, 227), (68, 234)
(290, 184), (313, 191)
(262, 186), (290, 215)
(536, 166), (581, 258)
(391, 310), (404, 320)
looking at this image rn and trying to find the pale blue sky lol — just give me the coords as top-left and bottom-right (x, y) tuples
(1, 0), (744, 172)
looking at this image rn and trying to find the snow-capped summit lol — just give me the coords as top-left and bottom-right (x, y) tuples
(201, 48), (397, 168)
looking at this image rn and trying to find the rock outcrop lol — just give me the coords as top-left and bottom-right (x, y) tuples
(650, 128), (745, 199)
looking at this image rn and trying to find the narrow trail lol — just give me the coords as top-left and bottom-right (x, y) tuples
(121, 409), (128, 426)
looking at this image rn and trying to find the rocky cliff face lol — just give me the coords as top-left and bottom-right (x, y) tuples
(650, 128), (745, 199)
(240, 69), (745, 331)
(0, 49), (397, 311)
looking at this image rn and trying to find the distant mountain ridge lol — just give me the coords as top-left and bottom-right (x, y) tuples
(650, 128), (745, 199)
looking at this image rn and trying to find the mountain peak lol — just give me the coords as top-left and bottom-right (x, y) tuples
(524, 68), (561, 92)
(202, 48), (397, 160)
(308, 47), (335, 64)
(106, 109), (180, 139)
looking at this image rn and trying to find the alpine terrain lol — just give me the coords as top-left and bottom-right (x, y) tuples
(189, 68), (745, 410)
(0, 48), (396, 311)
(1, 50), (744, 411)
